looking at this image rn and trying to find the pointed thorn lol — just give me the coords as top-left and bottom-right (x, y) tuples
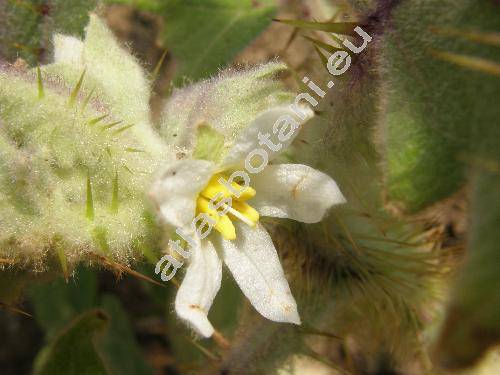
(86, 171), (94, 221)
(429, 27), (500, 47)
(36, 66), (44, 99)
(87, 252), (165, 287)
(0, 302), (33, 318)
(82, 87), (95, 111)
(122, 164), (134, 174)
(189, 339), (220, 361)
(88, 114), (108, 126)
(212, 330), (231, 349)
(69, 68), (86, 106)
(111, 171), (119, 213)
(113, 124), (135, 135)
(101, 120), (123, 130)
(313, 45), (329, 68)
(152, 49), (168, 82)
(429, 49), (500, 77)
(55, 242), (69, 281)
(302, 35), (345, 54)
(272, 19), (359, 35)
(124, 147), (145, 153)
(92, 228), (110, 255)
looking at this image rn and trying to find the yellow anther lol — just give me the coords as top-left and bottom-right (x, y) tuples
(231, 200), (259, 226)
(200, 174), (256, 201)
(196, 196), (219, 223)
(200, 175), (233, 200)
(197, 174), (259, 240)
(221, 175), (256, 200)
(196, 196), (236, 240)
(236, 184), (256, 201)
(214, 214), (236, 240)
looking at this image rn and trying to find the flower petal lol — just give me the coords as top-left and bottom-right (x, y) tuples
(150, 159), (216, 229)
(249, 164), (346, 223)
(220, 105), (314, 169)
(215, 222), (301, 325)
(175, 238), (222, 337)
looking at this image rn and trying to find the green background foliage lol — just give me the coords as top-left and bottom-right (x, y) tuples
(0, 0), (97, 64)
(106, 0), (277, 83)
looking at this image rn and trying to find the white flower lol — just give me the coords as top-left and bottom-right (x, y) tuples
(150, 105), (346, 338)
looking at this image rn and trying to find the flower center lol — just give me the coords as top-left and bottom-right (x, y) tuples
(196, 174), (259, 240)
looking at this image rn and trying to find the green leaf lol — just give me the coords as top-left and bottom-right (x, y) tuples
(29, 266), (98, 338)
(0, 0), (96, 64)
(193, 123), (225, 163)
(30, 272), (153, 374)
(34, 309), (110, 375)
(103, 0), (162, 13)
(104, 0), (277, 81)
(97, 295), (154, 375)
(51, 0), (98, 38)
(0, 0), (45, 64)
(160, 0), (277, 83)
